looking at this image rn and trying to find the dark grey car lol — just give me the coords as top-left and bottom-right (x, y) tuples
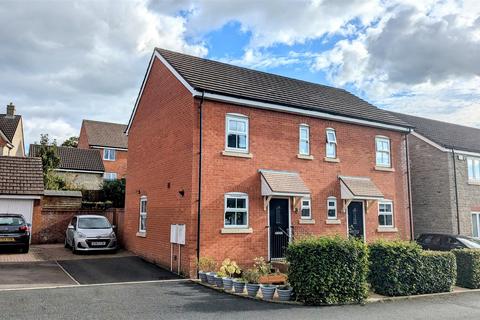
(417, 233), (480, 251)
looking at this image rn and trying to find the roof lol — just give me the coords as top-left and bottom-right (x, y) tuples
(260, 169), (310, 196)
(0, 156), (44, 196)
(82, 120), (128, 149)
(29, 145), (104, 173)
(155, 48), (410, 129)
(339, 176), (384, 199)
(0, 114), (21, 142)
(391, 112), (480, 154)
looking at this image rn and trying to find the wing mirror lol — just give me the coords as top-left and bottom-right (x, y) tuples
(68, 225), (75, 230)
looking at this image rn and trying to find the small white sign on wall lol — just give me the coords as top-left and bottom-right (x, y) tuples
(170, 224), (186, 244)
(170, 224), (178, 244)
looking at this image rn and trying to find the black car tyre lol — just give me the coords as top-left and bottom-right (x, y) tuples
(21, 244), (29, 254)
(71, 242), (77, 254)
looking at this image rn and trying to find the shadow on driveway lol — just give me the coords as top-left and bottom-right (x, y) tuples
(58, 256), (181, 284)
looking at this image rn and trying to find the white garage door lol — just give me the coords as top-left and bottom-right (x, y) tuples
(0, 199), (34, 224)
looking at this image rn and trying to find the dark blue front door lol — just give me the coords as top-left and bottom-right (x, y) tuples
(348, 201), (364, 239)
(269, 199), (289, 259)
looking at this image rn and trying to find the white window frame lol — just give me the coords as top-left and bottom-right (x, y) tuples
(103, 148), (116, 161)
(139, 196), (147, 233)
(375, 136), (391, 167)
(472, 212), (480, 238)
(300, 197), (312, 219)
(327, 197), (337, 220)
(225, 114), (249, 153)
(103, 172), (117, 181)
(326, 128), (337, 158)
(224, 192), (249, 228)
(378, 201), (394, 227)
(468, 158), (480, 182)
(299, 124), (310, 156)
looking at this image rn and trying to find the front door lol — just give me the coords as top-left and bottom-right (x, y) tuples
(348, 201), (364, 240)
(269, 198), (289, 259)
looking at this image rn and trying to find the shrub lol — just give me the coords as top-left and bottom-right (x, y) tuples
(369, 240), (421, 296)
(417, 251), (456, 294)
(243, 269), (260, 284)
(453, 249), (480, 289)
(196, 257), (217, 272)
(286, 236), (369, 305)
(218, 259), (241, 278)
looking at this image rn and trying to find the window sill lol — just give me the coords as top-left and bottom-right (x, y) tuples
(222, 151), (253, 159)
(377, 227), (398, 233)
(325, 219), (341, 225)
(468, 180), (480, 186)
(375, 166), (395, 172)
(221, 227), (253, 234)
(297, 154), (314, 160)
(324, 157), (340, 163)
(136, 232), (147, 238)
(298, 219), (315, 224)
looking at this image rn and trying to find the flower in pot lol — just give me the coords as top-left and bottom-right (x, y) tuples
(243, 269), (261, 298)
(260, 284), (277, 300)
(214, 270), (226, 288)
(196, 257), (216, 284)
(219, 259), (241, 291)
(232, 277), (246, 294)
(276, 284), (293, 301)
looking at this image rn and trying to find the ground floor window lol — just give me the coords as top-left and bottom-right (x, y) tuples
(139, 196), (147, 232)
(301, 197), (311, 219)
(327, 197), (337, 219)
(103, 172), (117, 181)
(378, 201), (393, 227)
(472, 213), (480, 237)
(224, 193), (248, 227)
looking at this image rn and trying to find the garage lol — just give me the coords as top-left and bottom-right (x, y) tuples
(0, 198), (37, 225)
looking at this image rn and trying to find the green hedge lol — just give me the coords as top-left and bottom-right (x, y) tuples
(453, 249), (480, 289)
(286, 236), (369, 305)
(369, 241), (456, 296)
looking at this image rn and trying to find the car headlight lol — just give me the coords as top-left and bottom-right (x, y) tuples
(77, 232), (87, 238)
(110, 231), (116, 238)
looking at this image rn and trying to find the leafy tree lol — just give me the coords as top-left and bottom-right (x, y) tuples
(61, 136), (78, 148)
(35, 134), (67, 190)
(102, 178), (126, 208)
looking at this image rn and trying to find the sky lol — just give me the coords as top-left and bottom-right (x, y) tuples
(0, 0), (479, 148)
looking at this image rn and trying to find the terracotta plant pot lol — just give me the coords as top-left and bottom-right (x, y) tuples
(277, 287), (293, 301)
(206, 272), (216, 285)
(260, 284), (277, 300)
(214, 275), (223, 288)
(223, 277), (233, 291)
(259, 274), (287, 285)
(199, 271), (208, 283)
(246, 283), (260, 297)
(233, 280), (246, 294)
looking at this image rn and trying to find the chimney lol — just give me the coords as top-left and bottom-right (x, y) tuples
(6, 102), (15, 117)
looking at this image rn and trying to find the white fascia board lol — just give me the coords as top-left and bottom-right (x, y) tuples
(55, 169), (104, 174)
(91, 146), (128, 151)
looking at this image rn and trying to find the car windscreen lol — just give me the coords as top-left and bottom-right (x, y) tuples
(0, 217), (25, 226)
(78, 217), (111, 229)
(458, 237), (480, 248)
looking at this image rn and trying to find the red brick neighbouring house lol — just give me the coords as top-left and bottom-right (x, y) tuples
(124, 48), (413, 277)
(78, 120), (128, 181)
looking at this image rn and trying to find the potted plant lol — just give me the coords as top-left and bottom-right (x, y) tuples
(206, 271), (217, 285)
(214, 270), (225, 288)
(260, 284), (277, 300)
(243, 269), (261, 298)
(219, 258), (241, 291)
(276, 284), (293, 301)
(232, 277), (246, 294)
(196, 257), (216, 284)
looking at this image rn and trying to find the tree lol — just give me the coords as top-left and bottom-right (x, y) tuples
(102, 178), (126, 208)
(61, 136), (78, 148)
(36, 134), (67, 190)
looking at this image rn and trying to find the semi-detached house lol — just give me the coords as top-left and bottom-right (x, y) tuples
(124, 48), (413, 277)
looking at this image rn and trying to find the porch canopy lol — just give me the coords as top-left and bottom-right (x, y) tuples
(260, 169), (310, 210)
(339, 175), (384, 211)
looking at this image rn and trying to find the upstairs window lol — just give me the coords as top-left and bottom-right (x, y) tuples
(104, 148), (116, 161)
(226, 114), (248, 152)
(327, 197), (337, 219)
(468, 158), (480, 181)
(139, 196), (147, 232)
(301, 197), (311, 219)
(299, 125), (310, 156)
(378, 201), (394, 227)
(375, 137), (391, 167)
(103, 172), (117, 181)
(326, 128), (337, 158)
(224, 193), (248, 228)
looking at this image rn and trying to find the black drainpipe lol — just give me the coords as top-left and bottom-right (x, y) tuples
(452, 148), (461, 235)
(405, 131), (414, 240)
(196, 91), (205, 277)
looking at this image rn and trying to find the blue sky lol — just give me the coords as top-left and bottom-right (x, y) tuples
(0, 0), (479, 147)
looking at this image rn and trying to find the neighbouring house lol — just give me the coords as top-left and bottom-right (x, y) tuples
(29, 144), (105, 190)
(124, 48), (413, 277)
(78, 119), (128, 181)
(392, 112), (480, 239)
(0, 156), (43, 229)
(0, 103), (26, 157)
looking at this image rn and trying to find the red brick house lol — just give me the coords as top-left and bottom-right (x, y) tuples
(124, 48), (413, 277)
(78, 120), (128, 180)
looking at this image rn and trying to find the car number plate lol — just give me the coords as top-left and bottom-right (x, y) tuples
(91, 241), (106, 246)
(0, 237), (14, 242)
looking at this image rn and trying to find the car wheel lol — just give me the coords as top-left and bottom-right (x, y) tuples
(71, 241), (77, 254)
(21, 244), (29, 254)
(64, 237), (70, 249)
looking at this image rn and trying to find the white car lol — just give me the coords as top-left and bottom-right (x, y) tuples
(65, 215), (117, 253)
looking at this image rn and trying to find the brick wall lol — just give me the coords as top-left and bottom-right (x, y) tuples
(102, 149), (128, 178)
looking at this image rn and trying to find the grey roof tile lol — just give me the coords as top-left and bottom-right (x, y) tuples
(340, 176), (384, 198)
(0, 156), (44, 195)
(0, 114), (21, 142)
(29, 145), (104, 172)
(260, 169), (310, 195)
(82, 120), (128, 149)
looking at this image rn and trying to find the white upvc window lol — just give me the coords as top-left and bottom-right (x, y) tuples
(468, 158), (480, 181)
(378, 201), (394, 227)
(327, 197), (337, 219)
(326, 128), (337, 158)
(103, 172), (117, 181)
(139, 196), (147, 232)
(103, 148), (116, 161)
(472, 213), (480, 238)
(375, 137), (391, 167)
(224, 193), (248, 228)
(299, 124), (310, 156)
(301, 197), (311, 219)
(225, 114), (248, 152)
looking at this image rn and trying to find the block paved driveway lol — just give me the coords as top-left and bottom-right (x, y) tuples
(0, 244), (180, 289)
